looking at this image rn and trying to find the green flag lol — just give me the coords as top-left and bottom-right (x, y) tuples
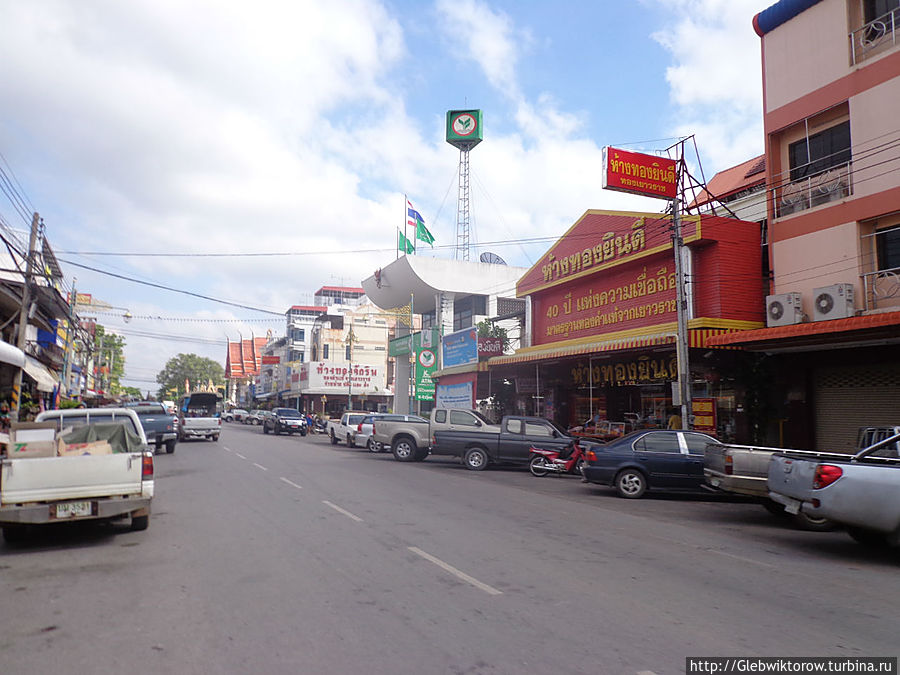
(415, 220), (435, 246)
(398, 231), (415, 254)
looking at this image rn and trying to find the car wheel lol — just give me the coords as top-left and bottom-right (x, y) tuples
(413, 447), (429, 461)
(761, 499), (788, 516)
(347, 434), (355, 448)
(615, 469), (647, 498)
(130, 514), (150, 531)
(392, 437), (415, 462)
(330, 430), (338, 445)
(847, 527), (890, 548)
(211, 435), (219, 442)
(165, 439), (176, 454)
(367, 438), (381, 453)
(2, 525), (28, 544)
(791, 511), (837, 532)
(463, 447), (489, 471)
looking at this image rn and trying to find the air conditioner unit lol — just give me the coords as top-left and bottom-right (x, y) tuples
(766, 292), (805, 327)
(812, 283), (855, 321)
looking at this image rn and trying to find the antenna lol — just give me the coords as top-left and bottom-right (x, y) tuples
(479, 251), (507, 265)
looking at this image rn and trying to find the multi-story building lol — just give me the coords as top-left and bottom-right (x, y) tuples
(711, 0), (900, 449)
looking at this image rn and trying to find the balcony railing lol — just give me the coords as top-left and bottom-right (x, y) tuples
(862, 265), (900, 311)
(774, 162), (853, 218)
(850, 8), (899, 65)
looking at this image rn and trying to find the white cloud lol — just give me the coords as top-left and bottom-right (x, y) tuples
(434, 0), (525, 100)
(649, 0), (771, 171)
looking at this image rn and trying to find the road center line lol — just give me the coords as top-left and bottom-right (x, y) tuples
(253, 463), (268, 471)
(279, 477), (303, 490)
(408, 547), (503, 596)
(322, 500), (363, 522)
(223, 447), (233, 452)
(235, 452), (247, 460)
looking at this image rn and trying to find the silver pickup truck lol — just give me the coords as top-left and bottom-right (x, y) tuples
(704, 441), (838, 530)
(767, 432), (900, 548)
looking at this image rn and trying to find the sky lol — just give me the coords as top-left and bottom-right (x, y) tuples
(0, 0), (773, 393)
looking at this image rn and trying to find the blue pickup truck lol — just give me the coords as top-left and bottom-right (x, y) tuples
(430, 410), (573, 471)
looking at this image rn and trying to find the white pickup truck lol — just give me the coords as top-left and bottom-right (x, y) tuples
(0, 408), (154, 543)
(767, 431), (900, 548)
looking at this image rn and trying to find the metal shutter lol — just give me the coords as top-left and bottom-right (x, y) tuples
(814, 364), (900, 452)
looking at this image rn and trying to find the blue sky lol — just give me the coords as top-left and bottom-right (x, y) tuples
(0, 0), (772, 390)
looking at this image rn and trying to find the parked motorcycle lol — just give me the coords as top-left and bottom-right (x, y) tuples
(313, 418), (328, 434)
(529, 440), (588, 477)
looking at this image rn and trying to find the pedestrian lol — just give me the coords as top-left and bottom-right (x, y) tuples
(667, 408), (682, 430)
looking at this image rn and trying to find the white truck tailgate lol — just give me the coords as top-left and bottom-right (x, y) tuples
(1, 454), (147, 504)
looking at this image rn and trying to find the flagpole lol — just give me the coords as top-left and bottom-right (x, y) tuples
(403, 194), (409, 257)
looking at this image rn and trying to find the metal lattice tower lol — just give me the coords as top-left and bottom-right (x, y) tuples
(455, 147), (471, 261)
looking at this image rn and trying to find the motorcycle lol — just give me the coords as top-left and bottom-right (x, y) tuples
(529, 439), (588, 477)
(313, 418), (328, 434)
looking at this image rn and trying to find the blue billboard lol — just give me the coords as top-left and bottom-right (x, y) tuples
(441, 327), (478, 368)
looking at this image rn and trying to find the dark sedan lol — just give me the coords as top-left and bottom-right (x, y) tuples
(582, 429), (716, 498)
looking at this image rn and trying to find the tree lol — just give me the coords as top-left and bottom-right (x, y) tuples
(94, 324), (126, 395)
(156, 353), (224, 400)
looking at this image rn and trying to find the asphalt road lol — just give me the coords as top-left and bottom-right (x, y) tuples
(1, 423), (898, 675)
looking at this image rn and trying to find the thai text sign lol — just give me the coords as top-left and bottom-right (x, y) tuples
(300, 361), (385, 394)
(533, 261), (677, 346)
(261, 355), (280, 365)
(692, 398), (717, 434)
(571, 353), (678, 387)
(442, 328), (478, 368)
(602, 147), (677, 200)
(478, 337), (503, 358)
(435, 381), (474, 409)
(415, 347), (437, 401)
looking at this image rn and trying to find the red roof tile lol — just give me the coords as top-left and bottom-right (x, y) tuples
(708, 311), (900, 348)
(690, 154), (766, 208)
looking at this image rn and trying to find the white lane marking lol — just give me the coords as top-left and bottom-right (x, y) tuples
(223, 446), (233, 453)
(408, 547), (503, 596)
(253, 463), (268, 471)
(235, 453), (247, 460)
(322, 500), (363, 522)
(279, 477), (303, 490)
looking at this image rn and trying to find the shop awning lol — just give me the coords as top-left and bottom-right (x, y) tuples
(24, 356), (58, 392)
(0, 340), (25, 368)
(488, 332), (678, 367)
(706, 311), (900, 352)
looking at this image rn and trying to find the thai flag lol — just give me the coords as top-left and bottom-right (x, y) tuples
(407, 200), (424, 228)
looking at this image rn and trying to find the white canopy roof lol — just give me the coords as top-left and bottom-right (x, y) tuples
(361, 256), (526, 314)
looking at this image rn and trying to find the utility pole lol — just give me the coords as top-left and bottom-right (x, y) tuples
(61, 277), (77, 405)
(672, 181), (693, 430)
(10, 212), (40, 423)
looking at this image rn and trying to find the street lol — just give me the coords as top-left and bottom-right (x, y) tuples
(1, 424), (898, 675)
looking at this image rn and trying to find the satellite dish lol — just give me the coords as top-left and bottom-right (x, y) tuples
(479, 251), (507, 265)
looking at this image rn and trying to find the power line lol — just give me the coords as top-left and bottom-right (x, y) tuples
(58, 257), (286, 315)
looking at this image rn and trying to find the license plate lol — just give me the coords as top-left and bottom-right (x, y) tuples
(56, 501), (92, 518)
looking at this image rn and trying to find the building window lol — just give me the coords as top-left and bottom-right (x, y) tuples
(345, 345), (351, 360)
(788, 121), (851, 181)
(290, 328), (305, 342)
(877, 226), (900, 271)
(865, 0), (899, 23)
(323, 344), (329, 360)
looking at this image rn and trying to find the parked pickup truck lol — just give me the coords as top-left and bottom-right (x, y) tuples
(705, 426), (900, 531)
(431, 411), (574, 470)
(327, 411), (371, 447)
(0, 408), (154, 543)
(178, 392), (221, 442)
(767, 431), (900, 547)
(370, 414), (431, 460)
(124, 401), (177, 454)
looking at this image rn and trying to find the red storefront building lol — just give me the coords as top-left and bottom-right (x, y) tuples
(487, 208), (766, 443)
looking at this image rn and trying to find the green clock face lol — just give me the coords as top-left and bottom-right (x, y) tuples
(452, 113), (477, 136)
